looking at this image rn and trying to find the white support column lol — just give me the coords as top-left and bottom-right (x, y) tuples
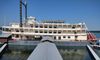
(47, 24), (48, 28)
(56, 36), (58, 40)
(43, 24), (44, 33)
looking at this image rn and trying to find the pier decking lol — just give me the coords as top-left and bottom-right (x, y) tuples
(27, 36), (63, 60)
(27, 42), (63, 60)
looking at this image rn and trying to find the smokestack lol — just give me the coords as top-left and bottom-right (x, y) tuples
(25, 1), (27, 21)
(20, 0), (22, 27)
(20, 0), (27, 27)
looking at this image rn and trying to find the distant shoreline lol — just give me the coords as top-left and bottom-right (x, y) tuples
(89, 31), (100, 33)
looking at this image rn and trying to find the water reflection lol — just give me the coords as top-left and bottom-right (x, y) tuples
(0, 45), (92, 60)
(58, 46), (92, 60)
(1, 50), (32, 60)
(0, 45), (36, 60)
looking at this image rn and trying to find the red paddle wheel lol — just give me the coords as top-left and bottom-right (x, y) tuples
(87, 32), (96, 42)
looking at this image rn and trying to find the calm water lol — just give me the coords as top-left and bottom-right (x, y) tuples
(0, 45), (93, 60)
(1, 50), (31, 60)
(58, 46), (92, 60)
(0, 45), (36, 60)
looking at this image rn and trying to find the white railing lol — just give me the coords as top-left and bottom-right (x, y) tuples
(2, 31), (87, 36)
(0, 43), (7, 53)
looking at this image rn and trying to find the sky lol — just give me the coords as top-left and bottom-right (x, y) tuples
(0, 0), (100, 30)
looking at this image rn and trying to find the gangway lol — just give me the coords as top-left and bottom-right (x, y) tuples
(27, 36), (63, 60)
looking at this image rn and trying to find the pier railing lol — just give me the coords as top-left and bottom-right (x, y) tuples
(0, 43), (7, 57)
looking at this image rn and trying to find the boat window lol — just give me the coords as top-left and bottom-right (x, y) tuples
(72, 26), (75, 29)
(26, 36), (29, 39)
(20, 29), (23, 32)
(68, 25), (71, 28)
(54, 36), (56, 39)
(63, 25), (67, 28)
(74, 31), (77, 34)
(82, 30), (85, 33)
(58, 31), (61, 34)
(35, 30), (38, 33)
(11, 28), (14, 32)
(0, 27), (2, 30)
(77, 30), (81, 33)
(68, 36), (70, 39)
(75, 35), (78, 38)
(3, 28), (4, 31)
(16, 35), (19, 38)
(63, 30), (67, 33)
(40, 31), (43, 33)
(5, 28), (9, 31)
(25, 29), (28, 32)
(40, 25), (43, 28)
(58, 25), (62, 28)
(77, 25), (81, 28)
(75, 35), (78, 41)
(30, 29), (33, 32)
(49, 25), (52, 28)
(54, 25), (57, 28)
(54, 26), (57, 28)
(5, 28), (10, 31)
(35, 25), (38, 28)
(58, 36), (61, 40)
(82, 25), (85, 28)
(49, 31), (52, 33)
(12, 34), (14, 37)
(63, 36), (66, 38)
(68, 30), (71, 33)
(54, 31), (56, 33)
(30, 24), (33, 27)
(44, 25), (48, 28)
(16, 29), (19, 32)
(44, 31), (47, 33)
